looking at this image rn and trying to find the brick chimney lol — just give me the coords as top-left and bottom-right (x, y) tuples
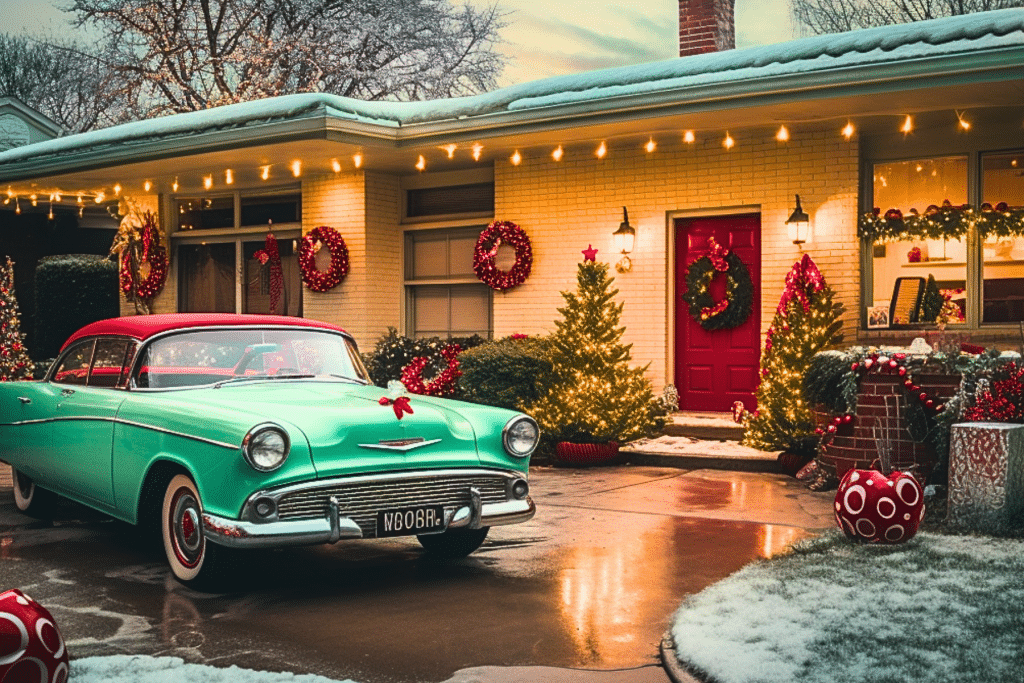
(679, 0), (735, 57)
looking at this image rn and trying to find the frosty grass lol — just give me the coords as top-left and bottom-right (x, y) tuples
(70, 655), (359, 683)
(671, 531), (1024, 683)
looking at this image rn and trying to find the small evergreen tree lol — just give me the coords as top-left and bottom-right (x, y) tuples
(743, 254), (844, 455)
(0, 257), (35, 381)
(920, 274), (944, 323)
(528, 257), (659, 444)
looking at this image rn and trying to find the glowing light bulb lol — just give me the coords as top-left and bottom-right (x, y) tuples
(225, 169), (234, 184)
(442, 144), (456, 159)
(776, 125), (789, 142)
(415, 155), (426, 171)
(723, 132), (735, 149)
(291, 160), (301, 177)
(172, 177), (180, 191)
(957, 113), (971, 131)
(901, 115), (913, 134)
(30, 194), (37, 206)
(260, 166), (270, 180)
(842, 122), (855, 140)
(472, 143), (483, 161)
(144, 180), (152, 192)
(596, 142), (607, 158)
(331, 159), (342, 173)
(113, 184), (121, 195)
(5, 187), (12, 199)
(204, 175), (213, 190)
(645, 138), (656, 153)
(552, 145), (563, 161)
(510, 150), (522, 166)
(353, 153), (363, 169)
(94, 192), (105, 203)
(683, 130), (695, 143)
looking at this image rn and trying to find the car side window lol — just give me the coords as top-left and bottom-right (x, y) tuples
(90, 338), (132, 388)
(51, 340), (95, 386)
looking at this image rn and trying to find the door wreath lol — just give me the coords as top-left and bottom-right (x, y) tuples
(682, 236), (754, 331)
(473, 220), (532, 292)
(299, 226), (350, 292)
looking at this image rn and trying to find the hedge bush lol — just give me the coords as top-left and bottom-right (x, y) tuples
(458, 336), (554, 411)
(34, 255), (119, 359)
(363, 328), (485, 391)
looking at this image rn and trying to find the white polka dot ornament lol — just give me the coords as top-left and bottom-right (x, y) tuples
(0, 588), (69, 683)
(834, 469), (925, 544)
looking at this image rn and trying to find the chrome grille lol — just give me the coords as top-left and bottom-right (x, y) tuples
(276, 474), (509, 538)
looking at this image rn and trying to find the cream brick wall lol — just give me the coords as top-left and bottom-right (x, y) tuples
(493, 126), (860, 391)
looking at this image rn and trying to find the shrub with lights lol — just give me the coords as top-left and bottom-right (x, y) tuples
(527, 251), (662, 446)
(742, 254), (845, 456)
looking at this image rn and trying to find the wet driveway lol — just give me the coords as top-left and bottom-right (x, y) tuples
(0, 466), (833, 682)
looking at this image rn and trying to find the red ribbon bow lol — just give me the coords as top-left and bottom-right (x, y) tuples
(379, 395), (413, 420)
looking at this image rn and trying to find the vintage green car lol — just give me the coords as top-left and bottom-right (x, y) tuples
(0, 314), (537, 587)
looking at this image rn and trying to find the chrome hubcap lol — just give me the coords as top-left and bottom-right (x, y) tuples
(170, 488), (203, 568)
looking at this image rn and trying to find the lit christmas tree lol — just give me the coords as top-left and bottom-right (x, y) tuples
(743, 254), (844, 455)
(0, 257), (35, 381)
(920, 274), (944, 323)
(528, 247), (658, 444)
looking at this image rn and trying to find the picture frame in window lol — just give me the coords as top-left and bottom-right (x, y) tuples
(867, 306), (890, 329)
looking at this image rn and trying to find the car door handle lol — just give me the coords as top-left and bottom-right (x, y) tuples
(17, 396), (31, 404)
(61, 388), (76, 397)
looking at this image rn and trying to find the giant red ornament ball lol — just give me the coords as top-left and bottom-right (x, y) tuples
(0, 589), (69, 683)
(834, 469), (924, 544)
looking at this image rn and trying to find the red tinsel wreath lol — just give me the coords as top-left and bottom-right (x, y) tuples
(299, 226), (350, 292)
(119, 212), (168, 300)
(473, 220), (532, 292)
(400, 344), (462, 397)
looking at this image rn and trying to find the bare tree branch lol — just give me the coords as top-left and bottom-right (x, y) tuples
(792, 0), (1023, 34)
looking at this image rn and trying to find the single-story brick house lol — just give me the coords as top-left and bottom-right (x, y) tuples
(0, 5), (1021, 412)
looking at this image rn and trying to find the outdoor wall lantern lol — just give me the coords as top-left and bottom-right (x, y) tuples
(613, 206), (636, 272)
(786, 194), (810, 246)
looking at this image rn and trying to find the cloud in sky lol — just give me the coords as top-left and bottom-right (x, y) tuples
(0, 0), (797, 88)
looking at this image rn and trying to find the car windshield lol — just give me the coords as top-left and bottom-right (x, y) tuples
(134, 328), (369, 389)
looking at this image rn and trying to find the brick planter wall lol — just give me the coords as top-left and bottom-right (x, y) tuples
(818, 372), (959, 481)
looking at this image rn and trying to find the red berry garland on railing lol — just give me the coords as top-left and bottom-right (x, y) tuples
(473, 220), (533, 292)
(399, 344), (462, 397)
(814, 351), (949, 441)
(299, 226), (350, 292)
(254, 231), (284, 312)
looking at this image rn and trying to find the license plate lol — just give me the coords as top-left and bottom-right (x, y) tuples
(376, 505), (445, 537)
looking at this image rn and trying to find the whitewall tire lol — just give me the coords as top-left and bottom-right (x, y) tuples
(11, 467), (57, 518)
(161, 473), (229, 588)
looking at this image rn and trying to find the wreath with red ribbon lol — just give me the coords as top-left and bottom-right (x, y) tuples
(400, 344), (462, 397)
(682, 236), (754, 331)
(473, 220), (532, 292)
(117, 210), (168, 305)
(299, 226), (350, 292)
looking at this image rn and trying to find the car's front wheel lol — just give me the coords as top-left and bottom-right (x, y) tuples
(417, 526), (489, 559)
(11, 467), (57, 518)
(161, 474), (232, 589)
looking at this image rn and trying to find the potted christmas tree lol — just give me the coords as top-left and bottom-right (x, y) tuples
(529, 246), (660, 465)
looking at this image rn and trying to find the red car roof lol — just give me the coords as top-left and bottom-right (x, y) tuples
(62, 314), (349, 351)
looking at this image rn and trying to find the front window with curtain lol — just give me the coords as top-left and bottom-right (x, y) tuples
(175, 189), (302, 316)
(981, 151), (1024, 323)
(405, 227), (491, 338)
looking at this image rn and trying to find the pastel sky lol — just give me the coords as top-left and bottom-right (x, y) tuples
(0, 0), (796, 88)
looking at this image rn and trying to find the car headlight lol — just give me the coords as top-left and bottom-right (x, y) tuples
(503, 416), (539, 458)
(242, 423), (290, 472)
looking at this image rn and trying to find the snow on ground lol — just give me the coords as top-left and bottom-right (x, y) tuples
(622, 436), (775, 461)
(671, 531), (1024, 683)
(70, 656), (360, 683)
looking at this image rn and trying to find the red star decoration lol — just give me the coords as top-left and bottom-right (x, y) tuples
(582, 244), (598, 262)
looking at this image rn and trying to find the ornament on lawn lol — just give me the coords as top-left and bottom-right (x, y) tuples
(0, 588), (69, 683)
(834, 469), (924, 543)
(682, 236), (754, 331)
(378, 380), (414, 420)
(110, 204), (167, 314)
(472, 220), (533, 292)
(253, 227), (284, 313)
(400, 344), (462, 397)
(299, 226), (350, 292)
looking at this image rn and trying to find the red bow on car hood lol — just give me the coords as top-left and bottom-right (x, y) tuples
(379, 395), (413, 420)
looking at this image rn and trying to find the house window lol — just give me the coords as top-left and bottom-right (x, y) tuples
(405, 227), (491, 338)
(174, 189), (302, 316)
(870, 156), (968, 324)
(981, 151), (1024, 323)
(407, 183), (494, 218)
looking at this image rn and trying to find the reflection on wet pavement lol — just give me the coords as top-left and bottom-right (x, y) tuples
(0, 467), (833, 683)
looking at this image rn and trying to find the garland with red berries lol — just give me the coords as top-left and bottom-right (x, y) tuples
(400, 344), (462, 397)
(682, 236), (753, 331)
(299, 226), (350, 292)
(473, 220), (532, 292)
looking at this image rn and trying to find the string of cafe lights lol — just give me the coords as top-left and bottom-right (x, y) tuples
(0, 111), (1007, 213)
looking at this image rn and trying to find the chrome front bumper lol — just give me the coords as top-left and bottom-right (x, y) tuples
(202, 484), (535, 550)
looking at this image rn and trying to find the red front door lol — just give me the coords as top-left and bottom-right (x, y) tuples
(674, 214), (761, 412)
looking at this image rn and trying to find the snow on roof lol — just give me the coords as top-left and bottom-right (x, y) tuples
(0, 9), (1020, 167)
